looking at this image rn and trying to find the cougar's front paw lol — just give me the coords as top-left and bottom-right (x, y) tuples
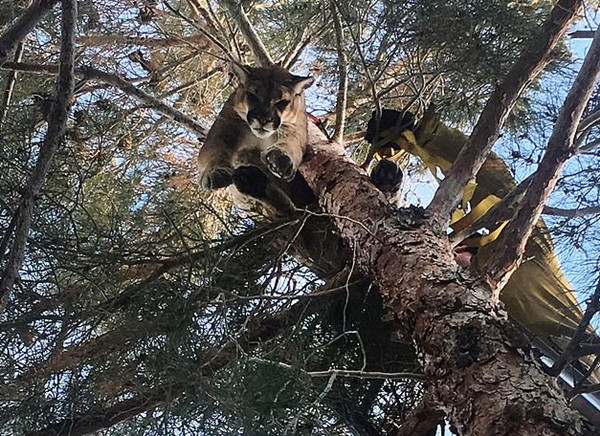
(201, 167), (233, 190)
(262, 147), (296, 181)
(233, 166), (268, 199)
(370, 159), (402, 193)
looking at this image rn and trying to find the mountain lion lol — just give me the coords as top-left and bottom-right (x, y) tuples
(197, 63), (314, 216)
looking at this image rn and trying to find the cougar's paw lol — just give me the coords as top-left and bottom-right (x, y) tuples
(262, 147), (296, 181)
(370, 159), (402, 193)
(202, 167), (234, 190)
(233, 166), (268, 199)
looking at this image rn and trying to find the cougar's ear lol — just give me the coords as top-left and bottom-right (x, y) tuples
(289, 75), (314, 94)
(231, 63), (251, 86)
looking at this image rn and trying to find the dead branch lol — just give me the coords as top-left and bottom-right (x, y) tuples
(222, 0), (273, 67)
(427, 0), (583, 228)
(331, 2), (348, 144)
(0, 0), (59, 67)
(0, 0), (76, 315)
(0, 42), (24, 127)
(1, 61), (208, 138)
(486, 24), (600, 291)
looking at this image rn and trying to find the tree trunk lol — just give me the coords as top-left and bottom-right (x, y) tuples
(300, 124), (589, 435)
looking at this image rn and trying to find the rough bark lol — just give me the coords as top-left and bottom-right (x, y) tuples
(299, 124), (588, 435)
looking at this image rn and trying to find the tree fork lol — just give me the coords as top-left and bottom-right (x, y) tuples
(300, 125), (589, 435)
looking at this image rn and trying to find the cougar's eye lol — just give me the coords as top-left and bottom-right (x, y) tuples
(276, 99), (290, 111)
(246, 92), (259, 105)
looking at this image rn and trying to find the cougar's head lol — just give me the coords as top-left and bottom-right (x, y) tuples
(231, 64), (314, 138)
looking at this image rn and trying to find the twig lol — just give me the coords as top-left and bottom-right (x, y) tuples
(221, 0), (273, 67)
(427, 0), (584, 228)
(0, 0), (76, 315)
(330, 2), (348, 144)
(283, 24), (327, 70)
(1, 62), (208, 138)
(163, 0), (236, 64)
(77, 33), (209, 48)
(486, 24), (600, 291)
(0, 0), (59, 68)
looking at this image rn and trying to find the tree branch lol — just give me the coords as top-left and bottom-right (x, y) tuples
(1, 61), (208, 138)
(299, 123), (585, 435)
(0, 0), (76, 315)
(77, 33), (209, 48)
(0, 0), (59, 67)
(548, 277), (600, 376)
(331, 2), (348, 144)
(222, 0), (273, 67)
(0, 42), (24, 127)
(427, 0), (583, 228)
(543, 205), (600, 218)
(486, 24), (600, 291)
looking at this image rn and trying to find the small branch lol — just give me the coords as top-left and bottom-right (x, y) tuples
(427, 0), (583, 228)
(77, 33), (209, 48)
(1, 62), (208, 138)
(250, 357), (424, 380)
(283, 24), (327, 70)
(0, 0), (76, 315)
(308, 368), (423, 380)
(580, 137), (600, 153)
(331, 2), (348, 144)
(543, 205), (600, 218)
(547, 277), (600, 376)
(0, 0), (59, 68)
(163, 0), (235, 64)
(574, 344), (600, 358)
(222, 0), (273, 67)
(486, 24), (600, 291)
(570, 30), (596, 39)
(0, 42), (24, 127)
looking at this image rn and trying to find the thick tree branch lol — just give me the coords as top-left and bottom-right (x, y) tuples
(222, 0), (273, 67)
(427, 0), (583, 228)
(486, 25), (600, 290)
(1, 61), (208, 138)
(0, 0), (76, 315)
(299, 124), (586, 435)
(0, 0), (59, 67)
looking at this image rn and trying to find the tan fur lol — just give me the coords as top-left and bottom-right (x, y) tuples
(197, 64), (314, 216)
